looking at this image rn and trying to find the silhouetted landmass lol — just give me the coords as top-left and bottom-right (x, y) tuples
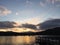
(39, 27), (60, 35)
(37, 19), (60, 30)
(0, 27), (60, 36)
(0, 31), (40, 36)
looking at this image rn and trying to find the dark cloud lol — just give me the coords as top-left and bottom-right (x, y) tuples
(21, 23), (37, 29)
(0, 21), (16, 28)
(38, 19), (60, 30)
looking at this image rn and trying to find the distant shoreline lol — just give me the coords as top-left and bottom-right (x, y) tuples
(0, 31), (60, 36)
(0, 31), (41, 36)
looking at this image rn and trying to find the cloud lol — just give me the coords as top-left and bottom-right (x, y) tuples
(26, 0), (31, 4)
(38, 19), (60, 30)
(48, 0), (60, 5)
(39, 0), (60, 7)
(21, 23), (37, 29)
(25, 0), (32, 7)
(39, 0), (50, 7)
(56, 4), (60, 7)
(0, 21), (16, 28)
(16, 12), (19, 15)
(0, 6), (11, 16)
(46, 0), (55, 4)
(21, 17), (40, 25)
(55, 0), (60, 2)
(16, 9), (37, 16)
(40, 1), (46, 7)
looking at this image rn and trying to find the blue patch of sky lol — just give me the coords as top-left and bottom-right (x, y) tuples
(0, 0), (60, 22)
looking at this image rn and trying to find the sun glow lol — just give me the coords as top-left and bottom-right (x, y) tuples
(0, 29), (7, 32)
(0, 27), (39, 32)
(25, 29), (32, 32)
(10, 28), (36, 32)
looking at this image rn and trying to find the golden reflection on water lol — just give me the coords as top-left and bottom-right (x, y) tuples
(24, 36), (35, 44)
(12, 36), (36, 44)
(0, 36), (36, 45)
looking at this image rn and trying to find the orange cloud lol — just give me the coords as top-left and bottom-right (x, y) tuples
(22, 17), (40, 25)
(0, 6), (12, 16)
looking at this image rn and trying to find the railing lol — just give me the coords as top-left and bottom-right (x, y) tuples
(35, 35), (60, 45)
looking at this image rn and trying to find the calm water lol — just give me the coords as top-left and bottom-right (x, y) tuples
(0, 35), (60, 45)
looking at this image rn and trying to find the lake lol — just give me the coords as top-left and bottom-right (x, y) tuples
(0, 35), (60, 45)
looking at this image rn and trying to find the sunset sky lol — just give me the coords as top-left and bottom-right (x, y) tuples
(0, 0), (60, 25)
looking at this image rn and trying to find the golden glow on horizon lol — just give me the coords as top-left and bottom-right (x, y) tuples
(0, 28), (38, 32)
(0, 29), (7, 32)
(12, 28), (36, 32)
(0, 28), (43, 32)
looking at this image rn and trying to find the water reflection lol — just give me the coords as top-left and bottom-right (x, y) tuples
(12, 36), (36, 45)
(0, 36), (36, 45)
(0, 35), (60, 45)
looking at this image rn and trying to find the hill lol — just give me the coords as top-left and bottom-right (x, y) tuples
(40, 27), (60, 35)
